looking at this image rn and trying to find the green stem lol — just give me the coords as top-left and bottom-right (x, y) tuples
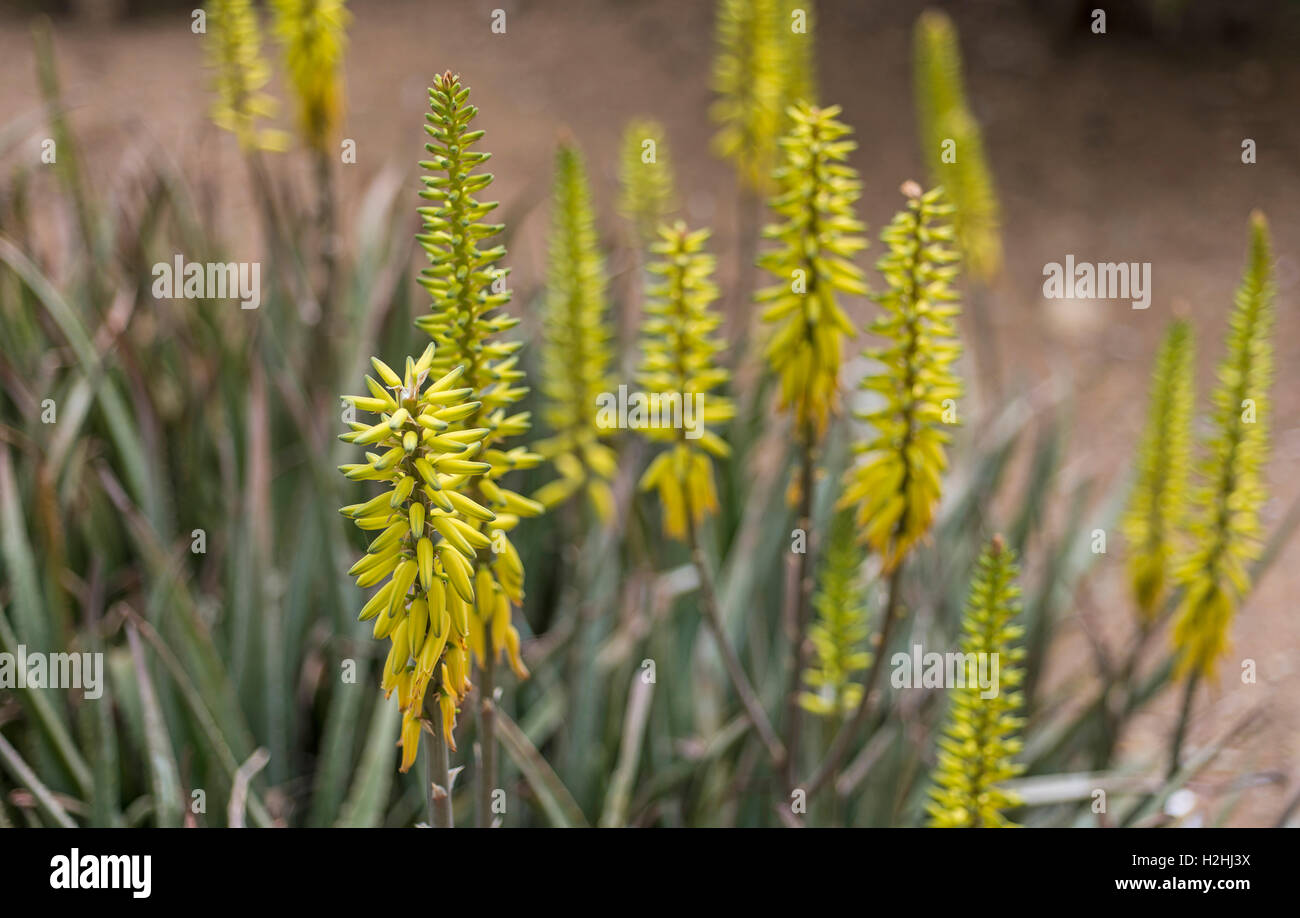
(685, 512), (786, 771)
(1167, 672), (1199, 780)
(477, 652), (497, 828)
(428, 708), (453, 828)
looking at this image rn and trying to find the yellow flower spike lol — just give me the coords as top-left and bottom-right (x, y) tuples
(841, 184), (962, 572)
(756, 102), (867, 441)
(926, 537), (1025, 828)
(711, 0), (784, 191)
(269, 0), (349, 153)
(340, 346), (496, 771)
(913, 10), (1002, 283)
(634, 222), (734, 541)
(1172, 212), (1275, 681)
(799, 513), (871, 718)
(1122, 320), (1195, 621)
(355, 74), (537, 773)
(203, 0), (289, 152)
(536, 141), (617, 521)
(619, 118), (678, 246)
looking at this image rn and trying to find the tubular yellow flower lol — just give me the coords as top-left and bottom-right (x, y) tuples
(1172, 212), (1275, 681)
(415, 72), (540, 690)
(926, 536), (1025, 828)
(711, 0), (784, 191)
(755, 101), (867, 442)
(618, 119), (678, 248)
(799, 512), (870, 718)
(339, 345), (494, 772)
(270, 0), (350, 152)
(841, 185), (962, 572)
(913, 10), (1001, 283)
(635, 222), (734, 541)
(1122, 319), (1195, 621)
(535, 142), (618, 522)
(204, 0), (288, 152)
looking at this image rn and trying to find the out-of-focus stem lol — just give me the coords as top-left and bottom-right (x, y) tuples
(684, 511), (786, 771)
(477, 652), (497, 828)
(781, 425), (816, 786)
(1167, 672), (1199, 780)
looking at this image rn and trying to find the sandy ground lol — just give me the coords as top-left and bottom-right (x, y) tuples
(1, 0), (1297, 826)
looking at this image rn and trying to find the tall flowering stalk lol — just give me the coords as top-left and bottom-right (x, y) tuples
(913, 10), (1000, 285)
(841, 184), (963, 572)
(1172, 213), (1274, 682)
(270, 0), (349, 153)
(270, 0), (351, 323)
(636, 222), (782, 765)
(800, 512), (870, 720)
(618, 120), (678, 249)
(338, 347), (493, 781)
(409, 72), (541, 824)
(926, 537), (1025, 828)
(756, 102), (867, 441)
(1122, 319), (1195, 621)
(756, 100), (866, 782)
(204, 0), (287, 153)
(711, 0), (784, 192)
(535, 142), (618, 523)
(1166, 213), (1274, 776)
(803, 183), (962, 800)
(637, 223), (734, 540)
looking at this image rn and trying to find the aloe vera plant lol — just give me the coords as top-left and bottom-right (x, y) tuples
(2, 5), (1296, 840)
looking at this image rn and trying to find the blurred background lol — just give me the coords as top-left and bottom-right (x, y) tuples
(0, 0), (1297, 827)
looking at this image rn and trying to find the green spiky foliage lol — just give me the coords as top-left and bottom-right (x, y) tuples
(913, 10), (1001, 283)
(635, 223), (734, 541)
(841, 185), (962, 572)
(711, 0), (784, 191)
(1172, 212), (1275, 681)
(270, 0), (350, 152)
(413, 72), (543, 708)
(1122, 319), (1195, 621)
(926, 537), (1025, 828)
(756, 101), (867, 442)
(535, 142), (618, 522)
(799, 512), (871, 718)
(204, 0), (288, 152)
(618, 119), (678, 248)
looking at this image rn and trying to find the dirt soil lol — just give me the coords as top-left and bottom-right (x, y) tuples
(1, 0), (1297, 826)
